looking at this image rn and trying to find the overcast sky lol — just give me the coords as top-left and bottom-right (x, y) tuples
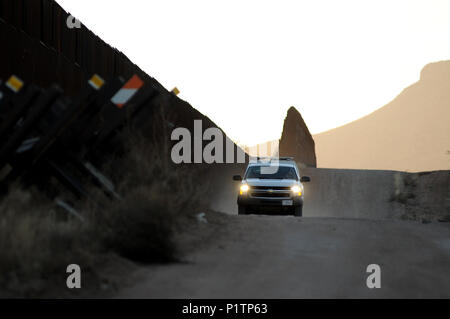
(58, 0), (450, 145)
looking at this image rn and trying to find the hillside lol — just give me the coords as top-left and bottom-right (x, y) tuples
(313, 61), (450, 172)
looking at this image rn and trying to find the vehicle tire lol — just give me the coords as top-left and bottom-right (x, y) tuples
(238, 205), (247, 215)
(294, 205), (303, 217)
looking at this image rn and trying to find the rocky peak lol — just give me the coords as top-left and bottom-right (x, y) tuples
(279, 106), (317, 168)
(420, 60), (450, 83)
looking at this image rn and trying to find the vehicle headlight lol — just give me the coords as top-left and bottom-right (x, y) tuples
(291, 185), (302, 196)
(240, 184), (249, 195)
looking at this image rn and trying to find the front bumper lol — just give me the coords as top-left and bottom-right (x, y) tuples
(238, 194), (303, 207)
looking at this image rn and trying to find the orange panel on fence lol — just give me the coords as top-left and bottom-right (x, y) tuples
(110, 75), (144, 108)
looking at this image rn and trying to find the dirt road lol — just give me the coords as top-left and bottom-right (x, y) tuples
(116, 213), (450, 298)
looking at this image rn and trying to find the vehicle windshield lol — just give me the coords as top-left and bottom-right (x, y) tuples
(245, 166), (298, 180)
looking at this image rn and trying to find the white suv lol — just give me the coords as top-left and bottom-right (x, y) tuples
(233, 157), (310, 216)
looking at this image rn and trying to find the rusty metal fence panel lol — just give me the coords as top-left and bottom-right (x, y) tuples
(0, 0), (169, 210)
(0, 72), (159, 202)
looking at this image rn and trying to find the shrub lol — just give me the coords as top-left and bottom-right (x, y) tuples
(93, 131), (208, 263)
(0, 188), (98, 297)
(0, 130), (208, 296)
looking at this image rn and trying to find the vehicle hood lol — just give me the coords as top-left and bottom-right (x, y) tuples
(244, 179), (299, 187)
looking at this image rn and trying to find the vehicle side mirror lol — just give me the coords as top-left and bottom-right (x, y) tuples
(233, 175), (242, 181)
(300, 176), (311, 183)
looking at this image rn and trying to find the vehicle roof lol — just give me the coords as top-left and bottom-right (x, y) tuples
(247, 160), (298, 167)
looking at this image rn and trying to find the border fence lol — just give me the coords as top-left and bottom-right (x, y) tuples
(0, 0), (176, 210)
(0, 72), (159, 207)
(0, 0), (165, 97)
(0, 0), (243, 213)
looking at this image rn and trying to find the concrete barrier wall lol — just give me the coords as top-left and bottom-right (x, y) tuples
(301, 168), (405, 219)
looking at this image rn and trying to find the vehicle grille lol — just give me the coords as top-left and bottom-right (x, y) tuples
(249, 185), (292, 198)
(250, 186), (291, 190)
(251, 192), (291, 198)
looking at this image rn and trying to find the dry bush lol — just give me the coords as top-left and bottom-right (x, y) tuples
(95, 186), (176, 262)
(0, 109), (210, 295)
(0, 188), (98, 297)
(93, 130), (209, 263)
